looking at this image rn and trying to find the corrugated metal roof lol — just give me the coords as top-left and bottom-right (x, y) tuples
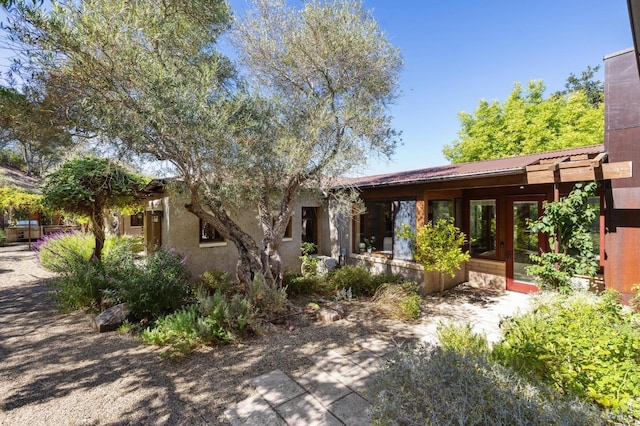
(340, 145), (605, 188)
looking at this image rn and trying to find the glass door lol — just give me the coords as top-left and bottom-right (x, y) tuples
(506, 197), (545, 293)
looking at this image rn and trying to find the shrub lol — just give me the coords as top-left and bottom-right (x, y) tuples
(47, 259), (111, 312)
(142, 289), (259, 356)
(283, 272), (327, 297)
(249, 273), (287, 320)
(370, 272), (405, 288)
(194, 269), (235, 297)
(370, 343), (605, 425)
(493, 291), (640, 420)
(118, 247), (191, 318)
(35, 231), (95, 273)
(372, 282), (421, 320)
(328, 265), (375, 297)
(0, 228), (7, 246)
(630, 284), (640, 314)
(437, 322), (490, 356)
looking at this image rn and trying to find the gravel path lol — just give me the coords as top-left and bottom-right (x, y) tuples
(0, 244), (409, 425)
(0, 244), (530, 425)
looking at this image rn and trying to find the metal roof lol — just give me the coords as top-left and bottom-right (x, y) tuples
(339, 145), (605, 189)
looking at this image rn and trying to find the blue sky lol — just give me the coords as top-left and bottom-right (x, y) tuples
(230, 0), (632, 176)
(0, 1), (633, 177)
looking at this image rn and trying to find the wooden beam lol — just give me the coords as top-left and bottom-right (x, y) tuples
(602, 161), (633, 179)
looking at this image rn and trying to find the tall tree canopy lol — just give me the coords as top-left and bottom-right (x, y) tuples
(42, 156), (146, 260)
(0, 86), (75, 176)
(443, 78), (604, 164)
(5, 0), (402, 286)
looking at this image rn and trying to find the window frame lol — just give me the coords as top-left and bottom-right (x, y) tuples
(468, 198), (498, 260)
(130, 212), (144, 227)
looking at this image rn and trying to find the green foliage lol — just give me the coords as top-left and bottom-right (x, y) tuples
(328, 265), (375, 297)
(118, 247), (191, 318)
(554, 64), (604, 108)
(0, 186), (43, 219)
(0, 148), (27, 170)
(0, 228), (7, 246)
(443, 80), (604, 163)
(370, 343), (605, 426)
(193, 269), (235, 298)
(398, 218), (470, 295)
(42, 156), (147, 259)
(372, 281), (421, 320)
(493, 291), (640, 419)
(437, 322), (491, 357)
(526, 182), (599, 291)
(299, 242), (320, 277)
(249, 273), (287, 319)
(37, 231), (191, 317)
(631, 284), (640, 314)
(283, 272), (327, 297)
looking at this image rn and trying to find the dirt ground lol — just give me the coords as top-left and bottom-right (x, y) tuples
(0, 243), (527, 425)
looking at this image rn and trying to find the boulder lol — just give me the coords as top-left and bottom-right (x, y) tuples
(92, 303), (129, 333)
(316, 306), (344, 323)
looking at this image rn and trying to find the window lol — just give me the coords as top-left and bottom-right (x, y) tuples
(355, 199), (415, 260)
(199, 219), (225, 243)
(429, 200), (453, 222)
(302, 207), (318, 249)
(470, 199), (496, 258)
(130, 212), (144, 227)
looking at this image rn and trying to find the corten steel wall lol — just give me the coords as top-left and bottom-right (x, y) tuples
(604, 49), (640, 300)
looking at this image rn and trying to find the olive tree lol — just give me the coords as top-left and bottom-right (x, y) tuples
(5, 0), (401, 287)
(42, 156), (146, 260)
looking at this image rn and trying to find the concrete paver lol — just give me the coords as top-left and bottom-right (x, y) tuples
(226, 288), (532, 425)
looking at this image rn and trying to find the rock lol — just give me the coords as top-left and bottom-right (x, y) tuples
(316, 307), (344, 323)
(92, 303), (129, 333)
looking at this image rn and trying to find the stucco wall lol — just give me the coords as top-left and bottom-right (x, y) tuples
(143, 192), (325, 279)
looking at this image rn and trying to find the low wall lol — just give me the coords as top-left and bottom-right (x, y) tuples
(466, 258), (506, 290)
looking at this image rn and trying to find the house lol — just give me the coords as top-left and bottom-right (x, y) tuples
(325, 48), (639, 301)
(138, 181), (328, 279)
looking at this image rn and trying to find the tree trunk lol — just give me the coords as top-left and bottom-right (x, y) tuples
(439, 272), (445, 296)
(184, 189), (264, 291)
(91, 209), (105, 260)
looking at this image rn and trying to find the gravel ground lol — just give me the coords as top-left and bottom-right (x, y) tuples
(0, 243), (528, 425)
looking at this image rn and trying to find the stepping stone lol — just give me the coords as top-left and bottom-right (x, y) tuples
(329, 392), (372, 426)
(309, 349), (360, 377)
(354, 337), (394, 356)
(296, 368), (351, 407)
(276, 393), (342, 426)
(252, 370), (306, 407)
(345, 349), (386, 374)
(225, 394), (285, 426)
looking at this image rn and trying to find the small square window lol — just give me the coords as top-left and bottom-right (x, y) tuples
(130, 212), (144, 227)
(199, 219), (225, 243)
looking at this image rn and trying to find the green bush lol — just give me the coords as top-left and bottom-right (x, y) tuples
(118, 247), (191, 318)
(142, 287), (260, 356)
(47, 259), (111, 312)
(0, 228), (7, 246)
(493, 291), (640, 419)
(36, 231), (95, 273)
(437, 322), (491, 356)
(283, 272), (327, 296)
(249, 273), (287, 320)
(194, 269), (235, 297)
(631, 284), (640, 315)
(328, 265), (376, 297)
(370, 343), (605, 425)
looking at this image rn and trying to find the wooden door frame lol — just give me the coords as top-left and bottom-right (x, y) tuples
(505, 195), (547, 293)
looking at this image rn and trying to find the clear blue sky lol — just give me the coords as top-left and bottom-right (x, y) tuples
(229, 0), (633, 176)
(0, 1), (633, 177)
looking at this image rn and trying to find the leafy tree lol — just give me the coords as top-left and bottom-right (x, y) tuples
(5, 0), (401, 288)
(0, 185), (42, 223)
(398, 219), (470, 295)
(0, 86), (75, 176)
(42, 156), (146, 260)
(443, 80), (604, 164)
(525, 182), (599, 292)
(553, 64), (604, 108)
